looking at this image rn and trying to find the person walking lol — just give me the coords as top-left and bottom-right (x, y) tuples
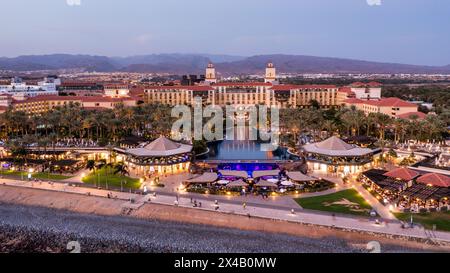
(243, 202), (247, 210)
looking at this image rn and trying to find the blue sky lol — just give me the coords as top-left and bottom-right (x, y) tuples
(0, 0), (449, 65)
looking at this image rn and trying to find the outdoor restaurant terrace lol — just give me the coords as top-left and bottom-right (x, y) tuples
(361, 167), (450, 212)
(182, 164), (334, 196)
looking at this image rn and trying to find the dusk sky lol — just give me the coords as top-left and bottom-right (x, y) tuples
(1, 0), (449, 66)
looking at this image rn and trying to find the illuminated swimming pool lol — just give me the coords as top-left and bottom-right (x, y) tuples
(207, 140), (286, 160)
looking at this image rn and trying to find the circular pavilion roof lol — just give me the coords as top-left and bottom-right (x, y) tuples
(125, 136), (192, 157)
(302, 136), (374, 157)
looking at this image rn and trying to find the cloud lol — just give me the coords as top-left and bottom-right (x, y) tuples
(366, 0), (382, 6)
(66, 0), (81, 6)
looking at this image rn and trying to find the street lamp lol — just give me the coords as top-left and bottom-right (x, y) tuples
(120, 179), (126, 192)
(28, 168), (34, 181)
(48, 162), (52, 180)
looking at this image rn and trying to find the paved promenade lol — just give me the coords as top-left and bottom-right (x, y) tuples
(1, 177), (450, 244)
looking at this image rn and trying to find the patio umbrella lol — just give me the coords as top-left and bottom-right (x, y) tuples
(281, 181), (294, 187)
(255, 180), (278, 187)
(266, 178), (279, 183)
(216, 180), (230, 185)
(226, 180), (247, 188)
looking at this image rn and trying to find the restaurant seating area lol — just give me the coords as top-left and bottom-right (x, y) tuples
(183, 165), (335, 195)
(361, 167), (450, 213)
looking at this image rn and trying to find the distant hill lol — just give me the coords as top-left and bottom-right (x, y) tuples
(1, 53), (449, 74)
(216, 54), (450, 75)
(0, 54), (116, 72)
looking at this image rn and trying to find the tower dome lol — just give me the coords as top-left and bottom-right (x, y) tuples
(205, 62), (217, 83)
(265, 62), (276, 83)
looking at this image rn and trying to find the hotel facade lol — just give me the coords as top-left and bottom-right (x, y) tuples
(144, 63), (339, 108)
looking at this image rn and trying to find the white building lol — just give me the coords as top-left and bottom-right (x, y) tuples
(0, 76), (59, 97)
(103, 83), (130, 98)
(348, 82), (382, 100)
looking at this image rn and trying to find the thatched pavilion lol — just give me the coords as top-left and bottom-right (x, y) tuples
(302, 136), (378, 175)
(122, 136), (193, 176)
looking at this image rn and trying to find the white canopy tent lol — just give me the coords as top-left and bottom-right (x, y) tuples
(184, 172), (218, 184)
(226, 180), (248, 188)
(287, 172), (319, 182)
(255, 180), (278, 187)
(252, 170), (280, 179)
(219, 170), (249, 179)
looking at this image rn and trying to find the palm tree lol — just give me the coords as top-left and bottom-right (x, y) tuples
(373, 113), (392, 141)
(321, 120), (337, 137)
(424, 115), (446, 141)
(86, 160), (96, 173)
(114, 162), (129, 176)
(393, 118), (409, 143)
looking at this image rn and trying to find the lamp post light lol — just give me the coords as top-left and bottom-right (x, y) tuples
(120, 179), (127, 192)
(21, 164), (27, 181)
(48, 162), (52, 180)
(28, 168), (34, 181)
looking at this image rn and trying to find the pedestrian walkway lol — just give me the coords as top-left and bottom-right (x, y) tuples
(1, 177), (450, 244)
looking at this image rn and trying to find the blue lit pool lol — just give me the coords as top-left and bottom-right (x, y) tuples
(207, 140), (286, 160)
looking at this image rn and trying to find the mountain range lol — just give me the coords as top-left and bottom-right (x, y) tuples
(1, 53), (449, 75)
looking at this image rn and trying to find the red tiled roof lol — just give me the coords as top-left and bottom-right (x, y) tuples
(350, 81), (382, 88)
(367, 81), (382, 87)
(103, 83), (129, 89)
(416, 173), (450, 188)
(370, 98), (416, 107)
(145, 85), (214, 91)
(350, 82), (366, 87)
(80, 96), (135, 103)
(397, 111), (427, 120)
(11, 95), (136, 104)
(384, 168), (420, 181)
(345, 97), (417, 108)
(12, 95), (79, 104)
(270, 84), (336, 90)
(212, 82), (273, 87)
(344, 98), (364, 104)
(269, 85), (299, 90)
(338, 87), (355, 95)
(60, 82), (98, 87)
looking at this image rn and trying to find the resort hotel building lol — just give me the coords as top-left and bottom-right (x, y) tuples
(0, 62), (421, 119)
(144, 63), (339, 108)
(144, 62), (421, 119)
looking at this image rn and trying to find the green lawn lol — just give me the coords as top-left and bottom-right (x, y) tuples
(295, 189), (373, 217)
(82, 167), (141, 190)
(394, 211), (450, 232)
(0, 170), (72, 180)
